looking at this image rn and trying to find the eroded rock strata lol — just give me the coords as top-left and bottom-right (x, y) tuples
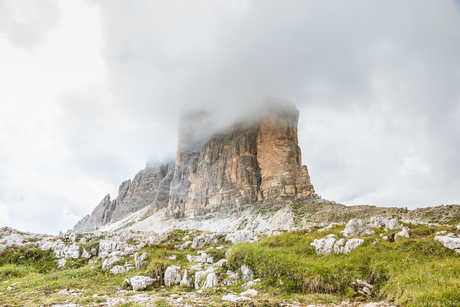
(73, 102), (317, 232)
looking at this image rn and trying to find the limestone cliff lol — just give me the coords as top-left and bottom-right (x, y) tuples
(73, 161), (174, 232)
(168, 101), (316, 219)
(73, 101), (317, 232)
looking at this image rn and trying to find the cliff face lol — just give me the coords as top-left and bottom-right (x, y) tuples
(73, 101), (317, 232)
(168, 102), (315, 219)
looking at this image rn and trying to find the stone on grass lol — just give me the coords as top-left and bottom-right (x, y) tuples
(222, 294), (251, 302)
(164, 265), (182, 287)
(311, 237), (364, 255)
(342, 219), (374, 237)
(395, 227), (410, 240)
(434, 235), (460, 253)
(180, 270), (191, 287)
(201, 272), (218, 289)
(125, 276), (156, 291)
(241, 289), (258, 297)
(110, 265), (126, 275)
(57, 258), (66, 268)
(81, 248), (91, 259)
(241, 264), (254, 280)
(102, 256), (119, 270)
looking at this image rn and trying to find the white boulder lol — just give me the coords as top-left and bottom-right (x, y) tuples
(164, 265), (182, 287)
(342, 219), (375, 237)
(241, 264), (254, 280)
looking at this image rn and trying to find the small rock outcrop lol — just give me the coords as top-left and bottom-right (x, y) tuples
(435, 234), (460, 253)
(311, 236), (365, 255)
(164, 265), (182, 287)
(342, 219), (375, 237)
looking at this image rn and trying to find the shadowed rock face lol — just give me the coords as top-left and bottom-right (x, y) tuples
(73, 101), (317, 232)
(72, 194), (114, 233)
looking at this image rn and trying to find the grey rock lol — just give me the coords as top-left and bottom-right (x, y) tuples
(226, 230), (259, 244)
(241, 264), (254, 280)
(395, 227), (410, 240)
(311, 237), (364, 255)
(125, 276), (156, 291)
(180, 270), (191, 287)
(164, 265), (182, 287)
(201, 272), (218, 289)
(110, 265), (126, 275)
(102, 256), (119, 270)
(342, 219), (375, 237)
(435, 235), (460, 252)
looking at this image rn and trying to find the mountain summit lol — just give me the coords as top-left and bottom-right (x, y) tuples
(73, 101), (317, 233)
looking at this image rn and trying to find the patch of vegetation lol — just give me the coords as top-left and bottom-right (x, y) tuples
(227, 228), (460, 305)
(0, 246), (57, 273)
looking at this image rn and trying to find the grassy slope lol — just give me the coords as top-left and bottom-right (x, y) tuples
(227, 224), (460, 305)
(0, 225), (459, 306)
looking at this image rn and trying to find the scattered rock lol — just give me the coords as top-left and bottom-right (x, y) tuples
(201, 272), (218, 289)
(241, 289), (258, 297)
(342, 219), (375, 237)
(225, 230), (259, 244)
(395, 227), (410, 240)
(110, 265), (126, 275)
(180, 270), (191, 287)
(57, 258), (66, 268)
(241, 264), (254, 280)
(222, 294), (251, 302)
(164, 265), (182, 287)
(435, 235), (460, 253)
(125, 276), (156, 291)
(311, 237), (364, 255)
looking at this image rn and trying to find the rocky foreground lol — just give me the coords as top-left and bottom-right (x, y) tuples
(1, 216), (460, 306)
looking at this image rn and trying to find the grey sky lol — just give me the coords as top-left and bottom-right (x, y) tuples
(0, 0), (459, 234)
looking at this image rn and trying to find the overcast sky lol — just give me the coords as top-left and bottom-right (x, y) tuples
(1, 0), (460, 235)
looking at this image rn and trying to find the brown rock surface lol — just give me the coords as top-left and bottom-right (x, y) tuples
(74, 101), (318, 231)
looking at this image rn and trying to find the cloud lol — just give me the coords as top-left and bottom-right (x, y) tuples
(0, 0), (60, 51)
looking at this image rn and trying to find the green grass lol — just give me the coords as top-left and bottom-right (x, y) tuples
(227, 227), (460, 305)
(1, 224), (459, 306)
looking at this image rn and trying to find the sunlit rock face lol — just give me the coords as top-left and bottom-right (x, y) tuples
(168, 101), (316, 219)
(73, 101), (317, 232)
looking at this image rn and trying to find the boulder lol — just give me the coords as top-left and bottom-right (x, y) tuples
(222, 294), (251, 302)
(135, 252), (148, 270)
(81, 248), (91, 259)
(125, 276), (156, 291)
(395, 227), (410, 240)
(110, 265), (126, 275)
(342, 219), (374, 237)
(386, 218), (402, 230)
(164, 265), (182, 287)
(241, 289), (258, 297)
(195, 267), (214, 289)
(191, 233), (223, 249)
(201, 272), (218, 289)
(241, 265), (254, 281)
(311, 237), (364, 255)
(225, 230), (259, 244)
(102, 256), (119, 270)
(180, 270), (191, 287)
(435, 235), (460, 253)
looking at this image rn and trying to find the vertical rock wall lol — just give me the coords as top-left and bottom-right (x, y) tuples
(73, 101), (317, 232)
